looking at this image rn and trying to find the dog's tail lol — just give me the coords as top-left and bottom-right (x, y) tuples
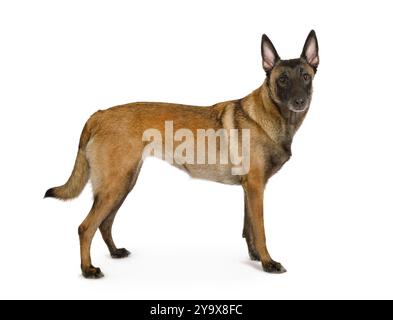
(44, 122), (91, 200)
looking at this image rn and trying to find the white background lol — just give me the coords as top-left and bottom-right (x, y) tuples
(0, 0), (392, 299)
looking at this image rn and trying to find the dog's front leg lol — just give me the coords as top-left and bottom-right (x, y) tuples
(243, 200), (260, 261)
(242, 175), (287, 273)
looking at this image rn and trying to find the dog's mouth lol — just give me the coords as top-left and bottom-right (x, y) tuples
(288, 102), (310, 113)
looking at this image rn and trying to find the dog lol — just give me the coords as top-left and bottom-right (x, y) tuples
(45, 30), (319, 278)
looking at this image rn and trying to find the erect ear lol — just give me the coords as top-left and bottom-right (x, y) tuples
(261, 34), (280, 73)
(301, 30), (319, 69)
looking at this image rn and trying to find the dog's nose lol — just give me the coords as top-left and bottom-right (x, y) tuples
(295, 98), (305, 107)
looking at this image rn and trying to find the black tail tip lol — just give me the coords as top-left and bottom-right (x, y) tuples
(44, 188), (55, 199)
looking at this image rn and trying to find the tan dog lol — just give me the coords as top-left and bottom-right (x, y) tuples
(45, 30), (319, 278)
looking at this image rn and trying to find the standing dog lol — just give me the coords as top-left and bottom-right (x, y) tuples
(45, 31), (319, 278)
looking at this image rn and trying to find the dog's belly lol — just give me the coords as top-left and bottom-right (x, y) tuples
(174, 162), (242, 185)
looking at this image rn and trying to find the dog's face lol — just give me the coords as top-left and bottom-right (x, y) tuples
(261, 30), (319, 113)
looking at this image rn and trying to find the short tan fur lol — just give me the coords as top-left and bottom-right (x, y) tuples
(45, 30), (319, 278)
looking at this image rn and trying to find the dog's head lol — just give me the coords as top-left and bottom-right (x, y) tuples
(262, 30), (319, 113)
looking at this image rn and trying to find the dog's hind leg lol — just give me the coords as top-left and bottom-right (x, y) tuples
(79, 137), (143, 278)
(78, 188), (126, 279)
(99, 163), (142, 259)
(99, 209), (129, 259)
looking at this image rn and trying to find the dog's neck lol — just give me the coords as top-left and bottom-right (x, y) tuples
(241, 81), (308, 152)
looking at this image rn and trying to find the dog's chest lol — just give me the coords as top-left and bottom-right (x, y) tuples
(264, 143), (292, 177)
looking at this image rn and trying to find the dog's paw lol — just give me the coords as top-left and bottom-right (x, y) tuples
(82, 266), (104, 279)
(262, 260), (287, 274)
(111, 248), (131, 259)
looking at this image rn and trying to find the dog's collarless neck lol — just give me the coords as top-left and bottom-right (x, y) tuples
(257, 84), (302, 154)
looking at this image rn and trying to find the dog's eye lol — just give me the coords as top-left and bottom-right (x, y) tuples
(303, 73), (311, 81)
(278, 76), (288, 85)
